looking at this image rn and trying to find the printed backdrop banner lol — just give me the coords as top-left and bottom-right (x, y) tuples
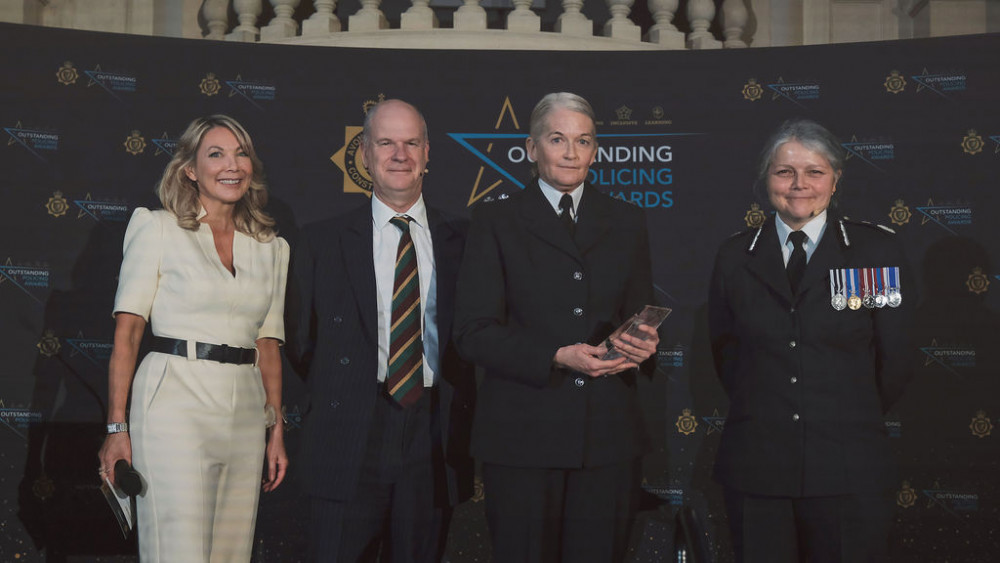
(0, 22), (998, 562)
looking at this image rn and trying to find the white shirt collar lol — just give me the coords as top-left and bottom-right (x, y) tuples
(538, 178), (583, 217)
(372, 194), (428, 231)
(775, 210), (827, 247)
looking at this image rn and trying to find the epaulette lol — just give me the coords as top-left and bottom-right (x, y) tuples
(841, 217), (896, 235)
(743, 226), (764, 254)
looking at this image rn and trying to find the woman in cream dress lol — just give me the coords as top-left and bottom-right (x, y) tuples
(97, 115), (289, 562)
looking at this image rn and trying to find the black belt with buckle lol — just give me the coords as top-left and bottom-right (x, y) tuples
(152, 336), (256, 365)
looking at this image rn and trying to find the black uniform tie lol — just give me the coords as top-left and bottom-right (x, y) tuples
(786, 230), (808, 294)
(558, 193), (575, 236)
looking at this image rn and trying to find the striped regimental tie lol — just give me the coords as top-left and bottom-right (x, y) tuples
(386, 216), (424, 407)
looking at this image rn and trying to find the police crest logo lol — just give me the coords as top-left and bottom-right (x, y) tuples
(896, 481), (917, 508)
(883, 70), (906, 94)
(45, 191), (68, 218)
(744, 202), (766, 228)
(889, 199), (911, 226)
(961, 130), (984, 155)
(969, 411), (993, 438)
(675, 408), (698, 435)
(965, 267), (989, 295)
(741, 78), (763, 101)
(199, 72), (221, 96)
(330, 126), (371, 195)
(36, 329), (61, 357)
(123, 130), (146, 155)
(56, 61), (78, 86)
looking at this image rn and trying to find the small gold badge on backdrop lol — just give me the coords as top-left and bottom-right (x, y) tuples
(123, 130), (146, 155)
(741, 78), (763, 101)
(744, 203), (766, 229)
(199, 72), (221, 96)
(56, 61), (78, 86)
(961, 130), (984, 155)
(45, 191), (68, 218)
(896, 481), (917, 508)
(675, 408), (698, 436)
(883, 70), (906, 94)
(36, 329), (61, 357)
(969, 411), (993, 438)
(965, 267), (989, 295)
(888, 199), (911, 226)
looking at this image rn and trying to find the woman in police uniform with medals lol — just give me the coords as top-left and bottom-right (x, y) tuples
(708, 118), (915, 562)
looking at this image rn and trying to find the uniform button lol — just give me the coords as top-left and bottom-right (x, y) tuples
(573, 307), (584, 316)
(789, 340), (797, 348)
(573, 271), (584, 281)
(330, 400), (341, 408)
(790, 307), (796, 313)
(790, 376), (798, 384)
(339, 357), (350, 365)
(792, 413), (800, 421)
(574, 377), (585, 387)
(333, 316), (343, 323)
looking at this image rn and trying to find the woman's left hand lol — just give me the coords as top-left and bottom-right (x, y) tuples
(262, 421), (287, 492)
(610, 324), (660, 365)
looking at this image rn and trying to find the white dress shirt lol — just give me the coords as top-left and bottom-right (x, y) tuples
(372, 195), (438, 386)
(538, 178), (583, 221)
(776, 210), (828, 266)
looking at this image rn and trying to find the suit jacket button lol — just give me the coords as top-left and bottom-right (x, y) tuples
(574, 377), (585, 387)
(573, 307), (584, 316)
(340, 357), (350, 365)
(333, 315), (343, 323)
(792, 413), (800, 421)
(331, 400), (340, 408)
(573, 271), (583, 281)
(790, 376), (798, 384)
(789, 340), (797, 348)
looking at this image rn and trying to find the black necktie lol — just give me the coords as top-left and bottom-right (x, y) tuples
(786, 230), (808, 294)
(558, 193), (575, 236)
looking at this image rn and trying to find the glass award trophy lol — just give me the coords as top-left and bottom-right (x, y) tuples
(600, 305), (671, 361)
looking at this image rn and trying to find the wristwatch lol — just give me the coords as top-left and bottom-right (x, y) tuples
(106, 422), (129, 434)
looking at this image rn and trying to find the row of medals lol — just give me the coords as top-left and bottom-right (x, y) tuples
(829, 267), (902, 311)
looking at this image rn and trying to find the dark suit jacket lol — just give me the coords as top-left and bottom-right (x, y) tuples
(708, 213), (915, 497)
(454, 182), (655, 469)
(285, 201), (475, 506)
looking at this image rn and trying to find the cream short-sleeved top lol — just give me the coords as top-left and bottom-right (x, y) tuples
(113, 207), (288, 348)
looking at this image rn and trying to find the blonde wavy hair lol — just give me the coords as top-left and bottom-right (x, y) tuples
(156, 115), (276, 242)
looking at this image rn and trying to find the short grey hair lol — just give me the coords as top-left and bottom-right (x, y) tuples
(757, 118), (845, 185)
(360, 99), (428, 146)
(528, 92), (597, 141)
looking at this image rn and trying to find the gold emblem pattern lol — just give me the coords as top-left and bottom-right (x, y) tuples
(36, 330), (61, 357)
(124, 130), (147, 155)
(896, 481), (917, 508)
(362, 93), (386, 115)
(675, 408), (698, 435)
(45, 191), (68, 218)
(742, 79), (763, 101)
(615, 105), (633, 121)
(471, 476), (485, 502)
(652, 106), (665, 119)
(56, 61), (79, 86)
(888, 199), (911, 226)
(744, 202), (766, 228)
(965, 267), (989, 295)
(883, 70), (906, 94)
(331, 126), (372, 195)
(199, 73), (221, 96)
(961, 130), (984, 155)
(969, 411), (993, 438)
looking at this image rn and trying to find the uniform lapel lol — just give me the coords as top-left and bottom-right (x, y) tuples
(343, 206), (378, 342)
(574, 184), (613, 256)
(796, 215), (847, 298)
(746, 218), (795, 305)
(520, 181), (584, 264)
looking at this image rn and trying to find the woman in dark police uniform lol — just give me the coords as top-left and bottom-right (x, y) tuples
(709, 119), (915, 562)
